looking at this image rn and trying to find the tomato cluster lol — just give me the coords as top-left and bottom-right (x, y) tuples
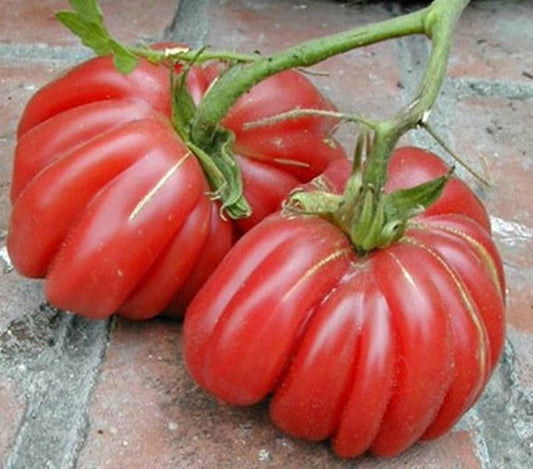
(8, 49), (505, 459)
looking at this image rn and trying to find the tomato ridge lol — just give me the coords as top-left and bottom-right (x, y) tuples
(400, 235), (491, 438)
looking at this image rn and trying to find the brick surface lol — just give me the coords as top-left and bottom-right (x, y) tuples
(0, 378), (25, 467)
(450, 0), (533, 82)
(505, 270), (533, 332)
(451, 95), (533, 332)
(0, 270), (45, 333)
(1, 0), (533, 467)
(453, 96), (532, 228)
(0, 0), (179, 47)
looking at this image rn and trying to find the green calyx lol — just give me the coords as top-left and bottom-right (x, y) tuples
(337, 167), (453, 253)
(170, 66), (251, 219)
(56, 0), (139, 73)
(56, 0), (253, 219)
(284, 134), (453, 254)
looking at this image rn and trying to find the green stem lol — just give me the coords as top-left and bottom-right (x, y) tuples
(362, 0), (469, 191)
(291, 0), (469, 254)
(57, 0), (469, 225)
(333, 0), (470, 252)
(187, 0), (468, 229)
(242, 109), (379, 131)
(131, 45), (260, 65)
(190, 6), (430, 143)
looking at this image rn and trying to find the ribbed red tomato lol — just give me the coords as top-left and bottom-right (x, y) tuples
(183, 147), (506, 457)
(8, 54), (345, 319)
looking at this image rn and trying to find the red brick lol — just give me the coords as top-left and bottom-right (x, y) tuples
(77, 319), (340, 467)
(0, 378), (25, 465)
(0, 0), (179, 47)
(451, 2), (533, 82)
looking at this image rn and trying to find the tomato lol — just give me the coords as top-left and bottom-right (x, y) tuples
(183, 147), (506, 458)
(8, 54), (345, 320)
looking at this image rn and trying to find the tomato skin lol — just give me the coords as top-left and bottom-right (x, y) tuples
(9, 52), (344, 319)
(184, 214), (354, 404)
(16, 56), (176, 137)
(183, 146), (506, 458)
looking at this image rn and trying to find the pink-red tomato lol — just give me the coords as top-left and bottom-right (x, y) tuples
(8, 54), (345, 320)
(183, 146), (506, 458)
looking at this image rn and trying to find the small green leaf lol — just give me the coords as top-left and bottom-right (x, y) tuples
(68, 0), (104, 24)
(55, 11), (111, 56)
(109, 42), (139, 74)
(209, 128), (251, 218)
(384, 168), (454, 220)
(188, 135), (251, 219)
(56, 0), (139, 74)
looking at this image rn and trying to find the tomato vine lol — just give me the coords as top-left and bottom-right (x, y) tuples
(57, 0), (470, 225)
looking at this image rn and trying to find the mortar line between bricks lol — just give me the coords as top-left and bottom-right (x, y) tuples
(0, 44), (93, 66)
(448, 77), (533, 100)
(462, 409), (492, 469)
(64, 317), (114, 469)
(3, 314), (112, 469)
(165, 0), (210, 48)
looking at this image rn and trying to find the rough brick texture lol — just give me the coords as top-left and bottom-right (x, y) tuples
(1, 0), (532, 467)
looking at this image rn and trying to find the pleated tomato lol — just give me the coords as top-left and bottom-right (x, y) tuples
(8, 54), (344, 319)
(183, 147), (505, 457)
